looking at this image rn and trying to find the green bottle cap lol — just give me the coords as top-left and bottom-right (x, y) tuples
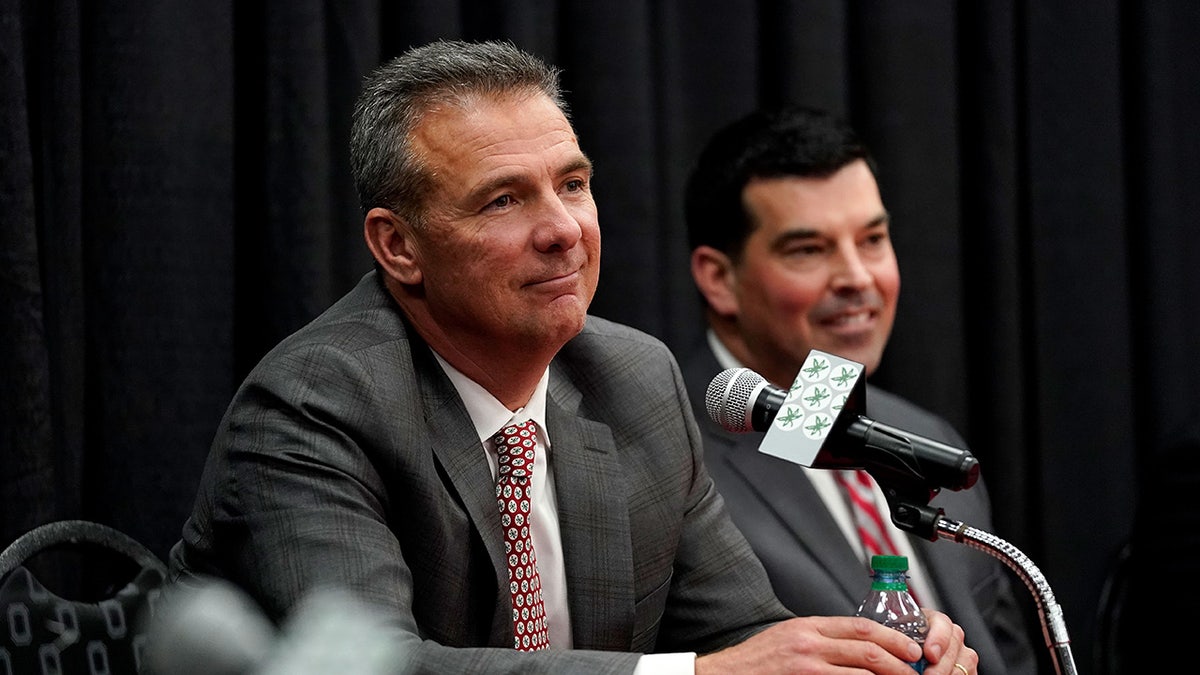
(870, 555), (909, 571)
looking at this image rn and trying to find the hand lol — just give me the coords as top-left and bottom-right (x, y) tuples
(694, 610), (977, 675)
(696, 615), (923, 675)
(920, 609), (979, 675)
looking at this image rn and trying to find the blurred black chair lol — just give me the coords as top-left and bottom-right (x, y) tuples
(0, 519), (167, 674)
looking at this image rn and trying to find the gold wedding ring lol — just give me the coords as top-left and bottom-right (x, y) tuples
(954, 664), (970, 675)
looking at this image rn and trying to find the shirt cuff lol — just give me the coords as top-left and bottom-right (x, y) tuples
(633, 652), (698, 675)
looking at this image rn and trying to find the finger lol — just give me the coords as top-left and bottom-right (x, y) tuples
(945, 651), (978, 675)
(917, 609), (958, 664)
(926, 624), (978, 675)
(792, 616), (924, 671)
(836, 616), (925, 662)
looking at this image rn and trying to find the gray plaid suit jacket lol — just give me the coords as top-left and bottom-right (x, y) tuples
(681, 344), (1039, 675)
(169, 272), (790, 674)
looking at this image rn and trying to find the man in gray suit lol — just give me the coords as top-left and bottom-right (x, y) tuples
(169, 42), (978, 674)
(682, 106), (1038, 674)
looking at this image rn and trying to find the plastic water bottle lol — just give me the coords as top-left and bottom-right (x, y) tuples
(855, 554), (929, 672)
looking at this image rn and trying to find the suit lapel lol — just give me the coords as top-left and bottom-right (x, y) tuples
(546, 381), (634, 651)
(419, 354), (512, 644)
(723, 432), (866, 604)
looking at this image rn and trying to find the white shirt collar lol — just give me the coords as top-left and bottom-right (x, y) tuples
(707, 329), (741, 372)
(431, 352), (551, 448)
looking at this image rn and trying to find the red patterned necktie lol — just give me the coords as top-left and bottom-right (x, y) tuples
(835, 469), (922, 606)
(494, 420), (550, 651)
(835, 469), (904, 560)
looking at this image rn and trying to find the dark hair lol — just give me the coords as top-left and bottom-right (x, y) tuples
(684, 106), (876, 259)
(349, 40), (565, 225)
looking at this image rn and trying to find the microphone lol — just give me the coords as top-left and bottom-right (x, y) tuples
(142, 578), (409, 675)
(141, 578), (274, 675)
(705, 351), (980, 492)
(705, 366), (787, 434)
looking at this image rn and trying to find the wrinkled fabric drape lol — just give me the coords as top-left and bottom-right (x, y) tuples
(5, 1), (1198, 670)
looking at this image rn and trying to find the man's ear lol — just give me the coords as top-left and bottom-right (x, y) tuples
(364, 207), (422, 285)
(690, 245), (739, 317)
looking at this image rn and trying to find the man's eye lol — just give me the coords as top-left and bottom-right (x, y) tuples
(489, 195), (513, 209)
(564, 179), (585, 192)
(786, 245), (824, 257)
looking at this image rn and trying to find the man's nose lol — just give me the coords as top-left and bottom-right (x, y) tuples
(830, 247), (873, 290)
(532, 195), (584, 252)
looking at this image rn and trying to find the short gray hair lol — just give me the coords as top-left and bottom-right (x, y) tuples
(349, 40), (566, 226)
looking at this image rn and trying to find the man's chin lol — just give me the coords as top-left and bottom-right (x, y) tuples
(534, 308), (588, 347)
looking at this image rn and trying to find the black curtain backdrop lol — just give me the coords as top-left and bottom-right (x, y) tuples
(5, 1), (1198, 671)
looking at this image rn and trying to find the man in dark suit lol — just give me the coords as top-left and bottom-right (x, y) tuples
(682, 106), (1037, 675)
(168, 42), (978, 674)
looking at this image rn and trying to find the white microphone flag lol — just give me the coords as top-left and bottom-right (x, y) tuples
(758, 350), (866, 467)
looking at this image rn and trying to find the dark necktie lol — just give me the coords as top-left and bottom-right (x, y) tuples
(494, 420), (550, 651)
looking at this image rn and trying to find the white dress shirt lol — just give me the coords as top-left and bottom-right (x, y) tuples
(434, 353), (695, 673)
(706, 331), (941, 610)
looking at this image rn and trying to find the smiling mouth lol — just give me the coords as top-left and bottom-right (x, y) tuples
(528, 266), (580, 283)
(822, 309), (875, 327)
(526, 270), (581, 291)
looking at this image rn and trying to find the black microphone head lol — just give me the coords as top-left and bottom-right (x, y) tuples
(706, 367), (766, 433)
